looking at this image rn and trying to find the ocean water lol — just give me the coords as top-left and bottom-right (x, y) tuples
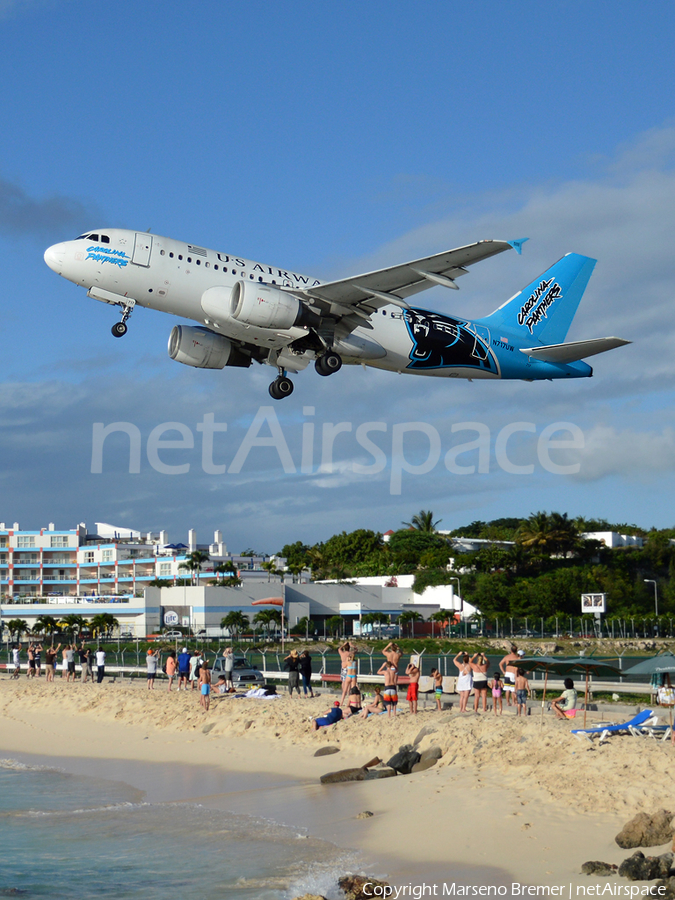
(0, 759), (357, 899)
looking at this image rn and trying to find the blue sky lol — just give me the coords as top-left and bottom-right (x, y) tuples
(2, 0), (675, 550)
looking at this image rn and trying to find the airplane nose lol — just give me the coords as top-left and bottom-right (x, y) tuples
(44, 243), (65, 273)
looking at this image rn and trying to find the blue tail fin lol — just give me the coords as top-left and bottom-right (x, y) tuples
(479, 253), (596, 345)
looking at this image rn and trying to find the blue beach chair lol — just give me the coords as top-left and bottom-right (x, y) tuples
(571, 709), (657, 742)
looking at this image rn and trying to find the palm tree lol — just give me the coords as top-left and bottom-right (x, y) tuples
(286, 563), (305, 583)
(253, 609), (281, 637)
(57, 614), (87, 641)
(398, 609), (423, 637)
(402, 510), (441, 532)
(261, 560), (278, 583)
(429, 609), (452, 638)
(361, 611), (389, 639)
(33, 614), (60, 639)
(178, 550), (210, 586)
(220, 610), (249, 639)
(325, 615), (343, 638)
(6, 618), (29, 641)
(90, 613), (119, 638)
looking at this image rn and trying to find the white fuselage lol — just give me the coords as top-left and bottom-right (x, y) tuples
(44, 228), (500, 380)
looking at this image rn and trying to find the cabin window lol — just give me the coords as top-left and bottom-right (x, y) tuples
(178, 255), (183, 260)
(169, 252), (174, 258)
(187, 257), (192, 263)
(232, 270), (236, 275)
(196, 259), (200, 265)
(249, 274), (254, 279)
(214, 265), (218, 270)
(160, 249), (165, 255)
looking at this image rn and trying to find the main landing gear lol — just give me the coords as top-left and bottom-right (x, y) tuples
(315, 351), (342, 376)
(269, 374), (294, 400)
(111, 299), (136, 338)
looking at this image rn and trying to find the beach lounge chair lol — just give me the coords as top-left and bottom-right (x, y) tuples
(627, 721), (671, 741)
(571, 709), (657, 742)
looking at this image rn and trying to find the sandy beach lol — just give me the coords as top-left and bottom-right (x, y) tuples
(1, 677), (673, 893)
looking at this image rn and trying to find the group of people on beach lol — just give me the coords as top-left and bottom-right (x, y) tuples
(10, 642), (108, 683)
(310, 642), (579, 729)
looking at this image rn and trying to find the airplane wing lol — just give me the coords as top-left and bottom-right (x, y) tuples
(287, 239), (520, 331)
(520, 337), (631, 364)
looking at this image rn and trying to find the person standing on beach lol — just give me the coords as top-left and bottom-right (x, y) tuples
(430, 667), (443, 711)
(223, 647), (234, 690)
(338, 641), (357, 706)
(284, 649), (301, 698)
(382, 642), (402, 671)
(45, 643), (60, 682)
(189, 650), (201, 691)
(79, 643), (92, 683)
(470, 652), (489, 713)
(12, 645), (20, 678)
(491, 672), (503, 715)
(199, 660), (211, 711)
(34, 643), (42, 678)
(27, 644), (36, 678)
(177, 647), (191, 690)
(378, 661), (399, 717)
(499, 646), (520, 707)
(165, 650), (177, 691)
(515, 668), (531, 716)
(146, 648), (157, 690)
(453, 652), (473, 713)
(95, 646), (106, 683)
(65, 644), (76, 683)
(405, 660), (420, 714)
(299, 649), (314, 698)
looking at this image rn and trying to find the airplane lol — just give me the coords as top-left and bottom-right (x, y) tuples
(44, 229), (630, 399)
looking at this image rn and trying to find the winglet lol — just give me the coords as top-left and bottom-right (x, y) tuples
(507, 238), (529, 255)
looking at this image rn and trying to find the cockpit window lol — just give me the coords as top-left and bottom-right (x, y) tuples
(88, 234), (99, 242)
(76, 234), (88, 240)
(100, 234), (110, 243)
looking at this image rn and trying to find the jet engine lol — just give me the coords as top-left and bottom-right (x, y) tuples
(230, 280), (319, 330)
(168, 325), (250, 368)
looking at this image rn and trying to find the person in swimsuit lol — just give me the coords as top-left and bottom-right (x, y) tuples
(453, 652), (473, 713)
(34, 643), (42, 678)
(491, 672), (503, 715)
(382, 642), (402, 671)
(378, 661), (399, 717)
(199, 660), (212, 711)
(359, 686), (384, 718)
(344, 684), (363, 717)
(430, 667), (443, 711)
(515, 668), (530, 716)
(405, 660), (420, 714)
(470, 652), (489, 712)
(499, 646), (520, 707)
(338, 641), (357, 706)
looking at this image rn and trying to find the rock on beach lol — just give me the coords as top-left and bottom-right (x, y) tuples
(615, 811), (675, 849)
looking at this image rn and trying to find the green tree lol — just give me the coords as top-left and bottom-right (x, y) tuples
(57, 614), (87, 640)
(90, 613), (119, 638)
(398, 609), (423, 637)
(325, 615), (343, 638)
(278, 541), (310, 568)
(261, 560), (279, 583)
(361, 611), (388, 639)
(33, 614), (60, 638)
(387, 530), (448, 572)
(290, 616), (314, 637)
(220, 610), (249, 638)
(179, 550), (210, 586)
(402, 510), (441, 532)
(213, 561), (242, 586)
(252, 609), (282, 636)
(6, 618), (29, 640)
(429, 609), (453, 638)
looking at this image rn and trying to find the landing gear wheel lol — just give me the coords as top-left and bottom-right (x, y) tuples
(111, 321), (128, 338)
(315, 351), (342, 376)
(268, 375), (294, 399)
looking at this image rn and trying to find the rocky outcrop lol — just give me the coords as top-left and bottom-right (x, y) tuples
(616, 811), (675, 849)
(314, 746), (340, 757)
(356, 810), (374, 819)
(618, 851), (673, 881)
(581, 861), (618, 876)
(338, 876), (390, 899)
(320, 757), (382, 784)
(387, 744), (421, 775)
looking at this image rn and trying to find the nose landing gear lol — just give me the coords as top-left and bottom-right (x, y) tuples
(111, 299), (136, 338)
(315, 351), (342, 376)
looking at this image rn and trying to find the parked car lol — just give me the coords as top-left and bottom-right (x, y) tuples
(162, 630), (183, 639)
(210, 655), (264, 688)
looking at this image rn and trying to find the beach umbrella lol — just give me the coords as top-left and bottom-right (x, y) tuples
(623, 653), (675, 733)
(557, 658), (622, 727)
(516, 657), (572, 725)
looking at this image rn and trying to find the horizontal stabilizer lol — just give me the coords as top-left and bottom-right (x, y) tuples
(520, 337), (631, 364)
